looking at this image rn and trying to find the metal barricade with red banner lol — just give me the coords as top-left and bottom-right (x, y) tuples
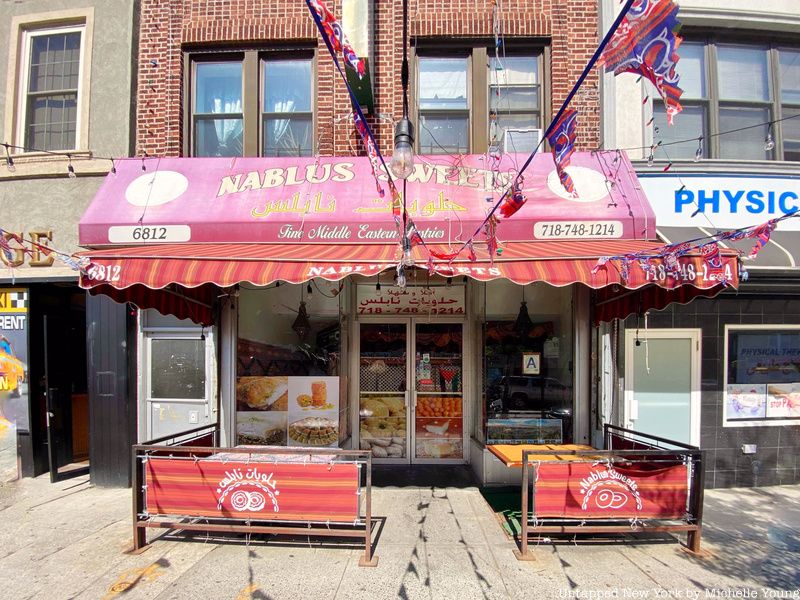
(516, 424), (705, 560)
(132, 425), (377, 566)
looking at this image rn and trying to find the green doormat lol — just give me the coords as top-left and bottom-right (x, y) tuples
(480, 486), (523, 538)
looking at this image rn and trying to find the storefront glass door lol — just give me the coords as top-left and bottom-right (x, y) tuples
(358, 323), (409, 461)
(624, 329), (701, 446)
(357, 320), (465, 463)
(413, 323), (464, 461)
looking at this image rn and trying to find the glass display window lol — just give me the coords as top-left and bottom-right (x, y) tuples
(479, 281), (574, 444)
(236, 280), (347, 446)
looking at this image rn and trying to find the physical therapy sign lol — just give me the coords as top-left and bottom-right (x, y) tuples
(638, 174), (800, 230)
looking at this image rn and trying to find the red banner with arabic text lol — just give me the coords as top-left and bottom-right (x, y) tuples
(145, 458), (359, 523)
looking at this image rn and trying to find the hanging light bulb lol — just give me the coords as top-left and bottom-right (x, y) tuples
(390, 118), (415, 179)
(764, 125), (775, 152)
(396, 266), (407, 288)
(67, 155), (77, 179)
(401, 235), (414, 267)
(694, 137), (703, 162)
(647, 152), (654, 167)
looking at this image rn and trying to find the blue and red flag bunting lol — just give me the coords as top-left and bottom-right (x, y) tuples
(600, 0), (684, 124)
(353, 113), (386, 199)
(306, 0), (407, 237)
(498, 177), (528, 219)
(545, 108), (578, 196)
(307, 0), (366, 78)
(746, 221), (777, 259)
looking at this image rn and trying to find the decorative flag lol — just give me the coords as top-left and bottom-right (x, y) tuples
(662, 251), (680, 277)
(748, 221), (777, 259)
(0, 231), (15, 263)
(428, 249), (459, 261)
(467, 241), (477, 263)
(619, 257), (630, 283)
(545, 108), (578, 195)
(405, 219), (424, 248)
(591, 256), (610, 275)
(700, 242), (723, 271)
(485, 216), (498, 263)
(600, 0), (684, 124)
(498, 177), (527, 219)
(353, 113), (385, 198)
(306, 0), (366, 77)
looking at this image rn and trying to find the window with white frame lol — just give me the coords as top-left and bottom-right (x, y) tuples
(189, 52), (314, 158)
(653, 39), (800, 162)
(723, 325), (800, 427)
(19, 26), (84, 151)
(416, 48), (542, 155)
(489, 55), (542, 154)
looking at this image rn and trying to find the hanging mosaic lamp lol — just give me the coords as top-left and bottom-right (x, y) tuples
(292, 301), (311, 341)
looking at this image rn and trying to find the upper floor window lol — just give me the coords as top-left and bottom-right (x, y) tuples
(416, 48), (542, 155)
(653, 39), (800, 162)
(189, 52), (314, 157)
(489, 56), (541, 154)
(21, 26), (84, 151)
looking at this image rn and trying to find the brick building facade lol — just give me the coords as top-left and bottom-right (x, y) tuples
(135, 0), (601, 159)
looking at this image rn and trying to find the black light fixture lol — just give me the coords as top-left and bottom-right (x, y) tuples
(307, 282), (313, 295)
(292, 301), (311, 341)
(376, 274), (381, 291)
(514, 285), (533, 336)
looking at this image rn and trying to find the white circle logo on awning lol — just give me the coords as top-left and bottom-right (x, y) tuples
(546, 166), (610, 203)
(125, 171), (189, 207)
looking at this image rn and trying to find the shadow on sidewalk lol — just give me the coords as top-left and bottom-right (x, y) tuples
(370, 464), (477, 488)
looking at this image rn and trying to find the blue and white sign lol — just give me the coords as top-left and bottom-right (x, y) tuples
(639, 174), (800, 230)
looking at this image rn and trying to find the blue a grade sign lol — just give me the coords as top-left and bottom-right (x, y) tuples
(639, 174), (800, 230)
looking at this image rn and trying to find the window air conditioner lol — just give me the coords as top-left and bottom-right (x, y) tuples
(502, 128), (543, 154)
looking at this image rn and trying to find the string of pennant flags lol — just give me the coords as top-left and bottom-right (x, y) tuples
(0, 0), (790, 295)
(0, 228), (94, 279)
(299, 0), (796, 291)
(591, 211), (798, 287)
(304, 0), (687, 270)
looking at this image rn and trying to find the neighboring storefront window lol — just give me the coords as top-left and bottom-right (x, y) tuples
(480, 281), (573, 444)
(0, 288), (29, 482)
(236, 280), (346, 447)
(724, 325), (800, 426)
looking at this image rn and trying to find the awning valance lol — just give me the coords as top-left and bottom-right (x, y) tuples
(78, 240), (738, 324)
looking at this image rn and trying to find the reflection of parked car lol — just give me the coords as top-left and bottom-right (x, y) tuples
(0, 335), (26, 397)
(488, 375), (569, 412)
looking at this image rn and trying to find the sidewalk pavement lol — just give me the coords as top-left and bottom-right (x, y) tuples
(0, 469), (798, 600)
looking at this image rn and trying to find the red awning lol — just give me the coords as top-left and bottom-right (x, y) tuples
(79, 240), (738, 324)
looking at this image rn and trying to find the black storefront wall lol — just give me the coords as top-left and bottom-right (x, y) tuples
(622, 278), (800, 489)
(87, 294), (138, 487)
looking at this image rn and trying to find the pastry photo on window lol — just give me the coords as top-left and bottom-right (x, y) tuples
(236, 376), (289, 411)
